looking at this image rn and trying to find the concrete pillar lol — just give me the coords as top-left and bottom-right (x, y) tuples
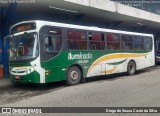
(1, 3), (17, 77)
(0, 8), (3, 64)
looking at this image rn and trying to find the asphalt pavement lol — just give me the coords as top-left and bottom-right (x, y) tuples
(1, 66), (160, 116)
(0, 77), (11, 88)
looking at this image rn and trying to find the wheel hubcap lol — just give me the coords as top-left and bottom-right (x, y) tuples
(129, 64), (134, 72)
(70, 70), (78, 81)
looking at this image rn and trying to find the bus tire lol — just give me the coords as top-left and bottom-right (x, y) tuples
(127, 61), (136, 75)
(66, 66), (81, 86)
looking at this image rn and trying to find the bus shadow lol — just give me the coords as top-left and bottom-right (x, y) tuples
(11, 81), (67, 91)
(85, 68), (153, 84)
(86, 73), (128, 83)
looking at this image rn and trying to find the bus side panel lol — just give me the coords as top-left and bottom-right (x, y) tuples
(86, 50), (124, 77)
(144, 51), (155, 68)
(41, 51), (90, 83)
(44, 66), (67, 83)
(87, 51), (153, 77)
(41, 51), (107, 82)
(41, 50), (154, 83)
(144, 37), (155, 67)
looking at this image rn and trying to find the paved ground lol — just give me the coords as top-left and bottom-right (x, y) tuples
(0, 77), (12, 87)
(0, 66), (160, 116)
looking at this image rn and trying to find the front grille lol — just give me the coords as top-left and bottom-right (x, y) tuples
(12, 71), (25, 73)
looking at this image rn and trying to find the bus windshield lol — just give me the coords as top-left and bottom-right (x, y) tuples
(10, 32), (39, 61)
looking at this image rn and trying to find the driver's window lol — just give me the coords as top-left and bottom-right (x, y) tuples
(44, 36), (62, 52)
(40, 26), (63, 61)
(45, 36), (54, 52)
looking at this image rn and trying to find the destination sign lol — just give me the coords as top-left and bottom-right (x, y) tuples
(11, 23), (36, 34)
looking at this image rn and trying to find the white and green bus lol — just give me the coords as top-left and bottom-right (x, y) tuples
(9, 20), (155, 85)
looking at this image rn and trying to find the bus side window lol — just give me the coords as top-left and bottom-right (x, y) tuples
(67, 30), (78, 50)
(44, 36), (62, 52)
(45, 36), (54, 52)
(40, 26), (63, 61)
(89, 32), (105, 50)
(133, 36), (143, 50)
(107, 33), (120, 50)
(67, 29), (87, 50)
(143, 37), (152, 50)
(99, 33), (105, 50)
(121, 35), (133, 50)
(78, 31), (87, 50)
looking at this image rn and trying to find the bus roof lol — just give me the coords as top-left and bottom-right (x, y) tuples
(11, 20), (153, 37)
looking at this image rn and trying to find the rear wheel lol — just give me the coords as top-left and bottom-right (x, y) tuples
(66, 66), (81, 86)
(127, 61), (136, 75)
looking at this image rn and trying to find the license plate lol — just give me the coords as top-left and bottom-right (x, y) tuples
(15, 76), (20, 79)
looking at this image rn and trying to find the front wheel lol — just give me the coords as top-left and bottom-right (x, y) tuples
(127, 61), (136, 75)
(66, 66), (81, 86)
